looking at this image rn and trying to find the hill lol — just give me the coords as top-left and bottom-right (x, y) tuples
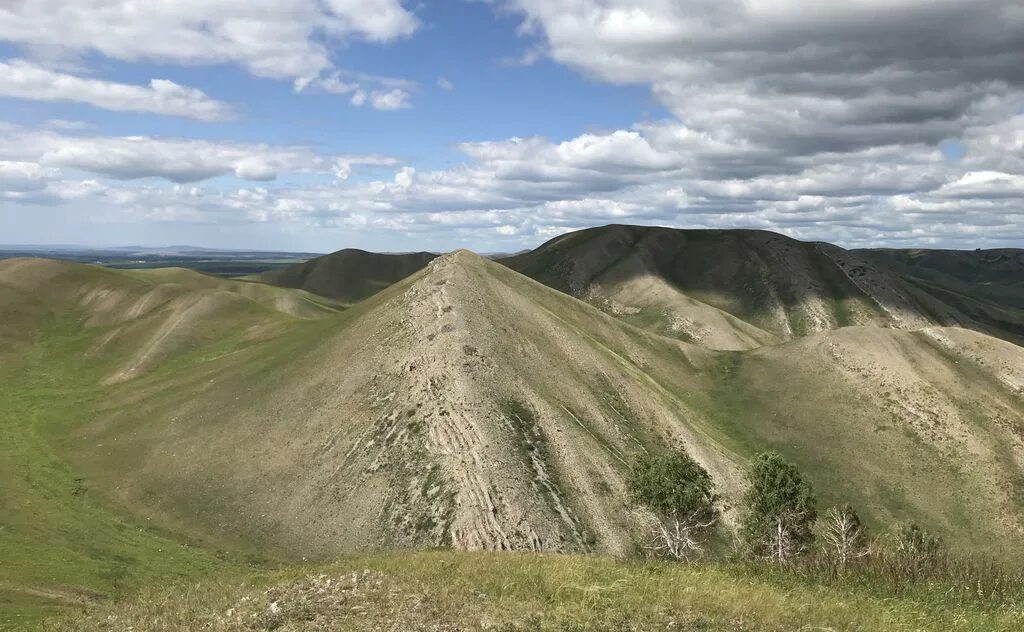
(13, 253), (1024, 554)
(247, 248), (437, 302)
(858, 247), (1024, 311)
(501, 225), (1024, 349)
(2, 249), (1024, 626)
(0, 259), (344, 628)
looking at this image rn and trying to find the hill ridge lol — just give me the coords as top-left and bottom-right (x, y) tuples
(250, 247), (437, 303)
(502, 224), (1024, 348)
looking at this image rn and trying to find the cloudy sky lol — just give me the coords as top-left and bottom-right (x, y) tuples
(0, 1), (1022, 252)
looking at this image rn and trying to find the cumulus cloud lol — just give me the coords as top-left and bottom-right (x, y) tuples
(503, 1), (1024, 171)
(0, 1), (417, 83)
(368, 88), (412, 111)
(0, 0), (418, 106)
(301, 70), (417, 110)
(0, 59), (233, 121)
(3, 1), (1024, 250)
(0, 160), (60, 192)
(0, 126), (397, 184)
(364, 0), (1023, 248)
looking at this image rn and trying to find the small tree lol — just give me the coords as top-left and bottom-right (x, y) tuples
(628, 450), (717, 560)
(740, 451), (817, 563)
(819, 504), (867, 570)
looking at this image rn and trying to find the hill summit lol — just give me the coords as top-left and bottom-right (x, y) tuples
(249, 248), (436, 303)
(502, 224), (1024, 348)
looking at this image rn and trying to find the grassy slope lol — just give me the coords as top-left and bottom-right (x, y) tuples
(48, 551), (1024, 632)
(2, 255), (1023, 628)
(0, 261), (338, 627)
(46, 253), (1024, 561)
(0, 304), (244, 629)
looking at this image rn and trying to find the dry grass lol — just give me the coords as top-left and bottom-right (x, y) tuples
(45, 551), (1024, 632)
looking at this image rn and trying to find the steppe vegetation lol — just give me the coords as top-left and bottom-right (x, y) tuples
(2, 225), (1022, 630)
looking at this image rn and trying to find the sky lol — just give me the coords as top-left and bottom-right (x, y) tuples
(0, 1), (1022, 253)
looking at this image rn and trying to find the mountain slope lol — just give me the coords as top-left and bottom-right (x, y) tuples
(0, 258), (341, 382)
(248, 248), (437, 303)
(857, 247), (1024, 340)
(0, 259), (346, 623)
(502, 225), (1024, 348)
(28, 250), (1022, 562)
(857, 247), (1024, 308)
(2, 249), (1024, 626)
(73, 251), (724, 558)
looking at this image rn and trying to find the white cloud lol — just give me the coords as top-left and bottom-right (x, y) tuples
(319, 83), (413, 111)
(301, 69), (418, 109)
(0, 126), (397, 184)
(2, 1), (1024, 251)
(935, 171), (1024, 199)
(0, 160), (59, 192)
(502, 1), (1024, 162)
(394, 166), (415, 188)
(0, 59), (233, 121)
(2, 113), (1022, 250)
(0, 1), (418, 88)
(437, 77), (454, 91)
(368, 88), (411, 111)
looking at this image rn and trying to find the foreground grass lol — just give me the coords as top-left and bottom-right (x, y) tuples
(44, 550), (1024, 631)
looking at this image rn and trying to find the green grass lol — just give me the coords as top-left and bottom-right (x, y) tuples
(44, 550), (1024, 631)
(0, 309), (249, 628)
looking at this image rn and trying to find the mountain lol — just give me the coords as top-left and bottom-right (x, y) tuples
(248, 248), (437, 303)
(5, 251), (1023, 567)
(4, 238), (1024, 625)
(501, 225), (1024, 349)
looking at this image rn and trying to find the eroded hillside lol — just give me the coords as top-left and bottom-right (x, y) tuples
(2, 250), (1019, 569)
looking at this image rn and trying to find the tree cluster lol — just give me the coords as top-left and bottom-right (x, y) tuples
(628, 449), (941, 567)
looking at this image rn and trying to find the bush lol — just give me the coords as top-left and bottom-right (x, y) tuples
(628, 450), (717, 560)
(740, 451), (817, 563)
(892, 522), (941, 563)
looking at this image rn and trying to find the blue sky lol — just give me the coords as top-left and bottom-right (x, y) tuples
(0, 1), (1022, 252)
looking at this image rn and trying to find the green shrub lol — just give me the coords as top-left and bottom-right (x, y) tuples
(740, 451), (817, 562)
(628, 450), (717, 560)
